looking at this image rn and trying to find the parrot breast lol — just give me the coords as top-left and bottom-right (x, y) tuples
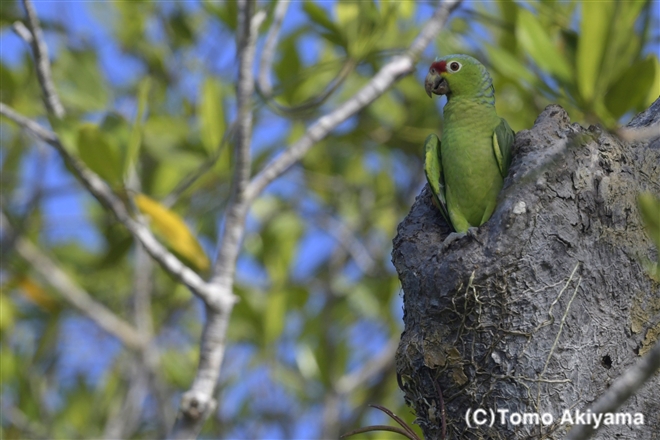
(441, 98), (502, 231)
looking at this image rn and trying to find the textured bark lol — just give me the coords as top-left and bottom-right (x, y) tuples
(392, 100), (660, 439)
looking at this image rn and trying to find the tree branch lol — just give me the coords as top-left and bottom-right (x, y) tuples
(564, 337), (660, 440)
(20, 0), (65, 118)
(336, 338), (398, 395)
(244, 0), (462, 203)
(211, 3), (265, 286)
(0, 102), (213, 303)
(257, 0), (290, 98)
(2, 212), (145, 351)
(170, 3), (265, 438)
(320, 213), (378, 276)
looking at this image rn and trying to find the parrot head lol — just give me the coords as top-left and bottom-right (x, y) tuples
(424, 54), (492, 99)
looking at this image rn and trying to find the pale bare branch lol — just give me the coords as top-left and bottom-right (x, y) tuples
(103, 360), (150, 439)
(211, 4), (266, 285)
(12, 20), (33, 44)
(20, 0), (65, 118)
(564, 337), (660, 440)
(322, 214), (379, 276)
(615, 123), (660, 142)
(255, 0), (355, 116)
(170, 3), (265, 438)
(244, 0), (462, 203)
(1, 405), (49, 438)
(257, 0), (290, 97)
(336, 338), (398, 395)
(0, 102), (213, 303)
(2, 212), (145, 350)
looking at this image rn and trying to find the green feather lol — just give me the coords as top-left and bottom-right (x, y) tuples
(424, 133), (452, 229)
(493, 118), (515, 177)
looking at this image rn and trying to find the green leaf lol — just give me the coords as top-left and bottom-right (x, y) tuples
(264, 289), (287, 344)
(347, 283), (380, 319)
(199, 77), (225, 155)
(302, 1), (346, 48)
(77, 123), (123, 186)
(142, 115), (190, 155)
(516, 8), (572, 82)
(295, 344), (320, 380)
(49, 115), (81, 155)
(204, 0), (237, 30)
(0, 293), (15, 334)
(599, 2), (647, 91)
(485, 44), (538, 87)
(54, 49), (109, 112)
(336, 2), (359, 27)
(259, 210), (303, 285)
(125, 77), (151, 174)
(638, 192), (660, 280)
(638, 192), (660, 248)
(370, 91), (405, 128)
(162, 348), (197, 388)
(0, 62), (15, 104)
(604, 57), (657, 119)
(274, 34), (302, 104)
(576, 1), (613, 102)
(100, 112), (131, 161)
(0, 342), (16, 383)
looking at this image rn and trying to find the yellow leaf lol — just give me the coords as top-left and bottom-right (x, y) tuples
(17, 276), (58, 312)
(134, 194), (210, 273)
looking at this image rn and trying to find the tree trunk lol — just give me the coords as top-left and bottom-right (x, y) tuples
(392, 100), (660, 439)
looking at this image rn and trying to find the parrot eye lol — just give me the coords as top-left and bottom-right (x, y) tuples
(448, 61), (461, 72)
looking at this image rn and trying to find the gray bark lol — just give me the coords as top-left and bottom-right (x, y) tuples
(392, 100), (660, 439)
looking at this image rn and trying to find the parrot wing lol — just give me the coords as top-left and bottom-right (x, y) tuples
(492, 118), (515, 178)
(424, 133), (453, 230)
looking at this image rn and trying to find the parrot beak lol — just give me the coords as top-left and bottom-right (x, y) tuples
(425, 72), (449, 98)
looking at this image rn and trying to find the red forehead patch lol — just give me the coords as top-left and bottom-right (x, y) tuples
(430, 60), (446, 73)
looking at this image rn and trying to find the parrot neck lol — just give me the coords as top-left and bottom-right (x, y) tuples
(444, 95), (496, 113)
(443, 96), (498, 125)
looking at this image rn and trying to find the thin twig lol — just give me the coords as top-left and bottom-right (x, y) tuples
(537, 274), (582, 413)
(257, 0), (290, 97)
(0, 102), (213, 303)
(336, 338), (397, 395)
(564, 337), (660, 440)
(12, 21), (33, 44)
(244, 0), (462, 203)
(102, 360), (150, 439)
(1, 405), (49, 438)
(370, 404), (422, 440)
(321, 213), (378, 276)
(20, 0), (65, 118)
(340, 424), (418, 439)
(2, 212), (145, 350)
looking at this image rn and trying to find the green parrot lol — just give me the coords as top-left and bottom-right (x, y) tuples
(423, 54), (515, 234)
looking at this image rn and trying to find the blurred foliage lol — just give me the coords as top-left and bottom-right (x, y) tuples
(1, 0), (658, 438)
(638, 192), (660, 281)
